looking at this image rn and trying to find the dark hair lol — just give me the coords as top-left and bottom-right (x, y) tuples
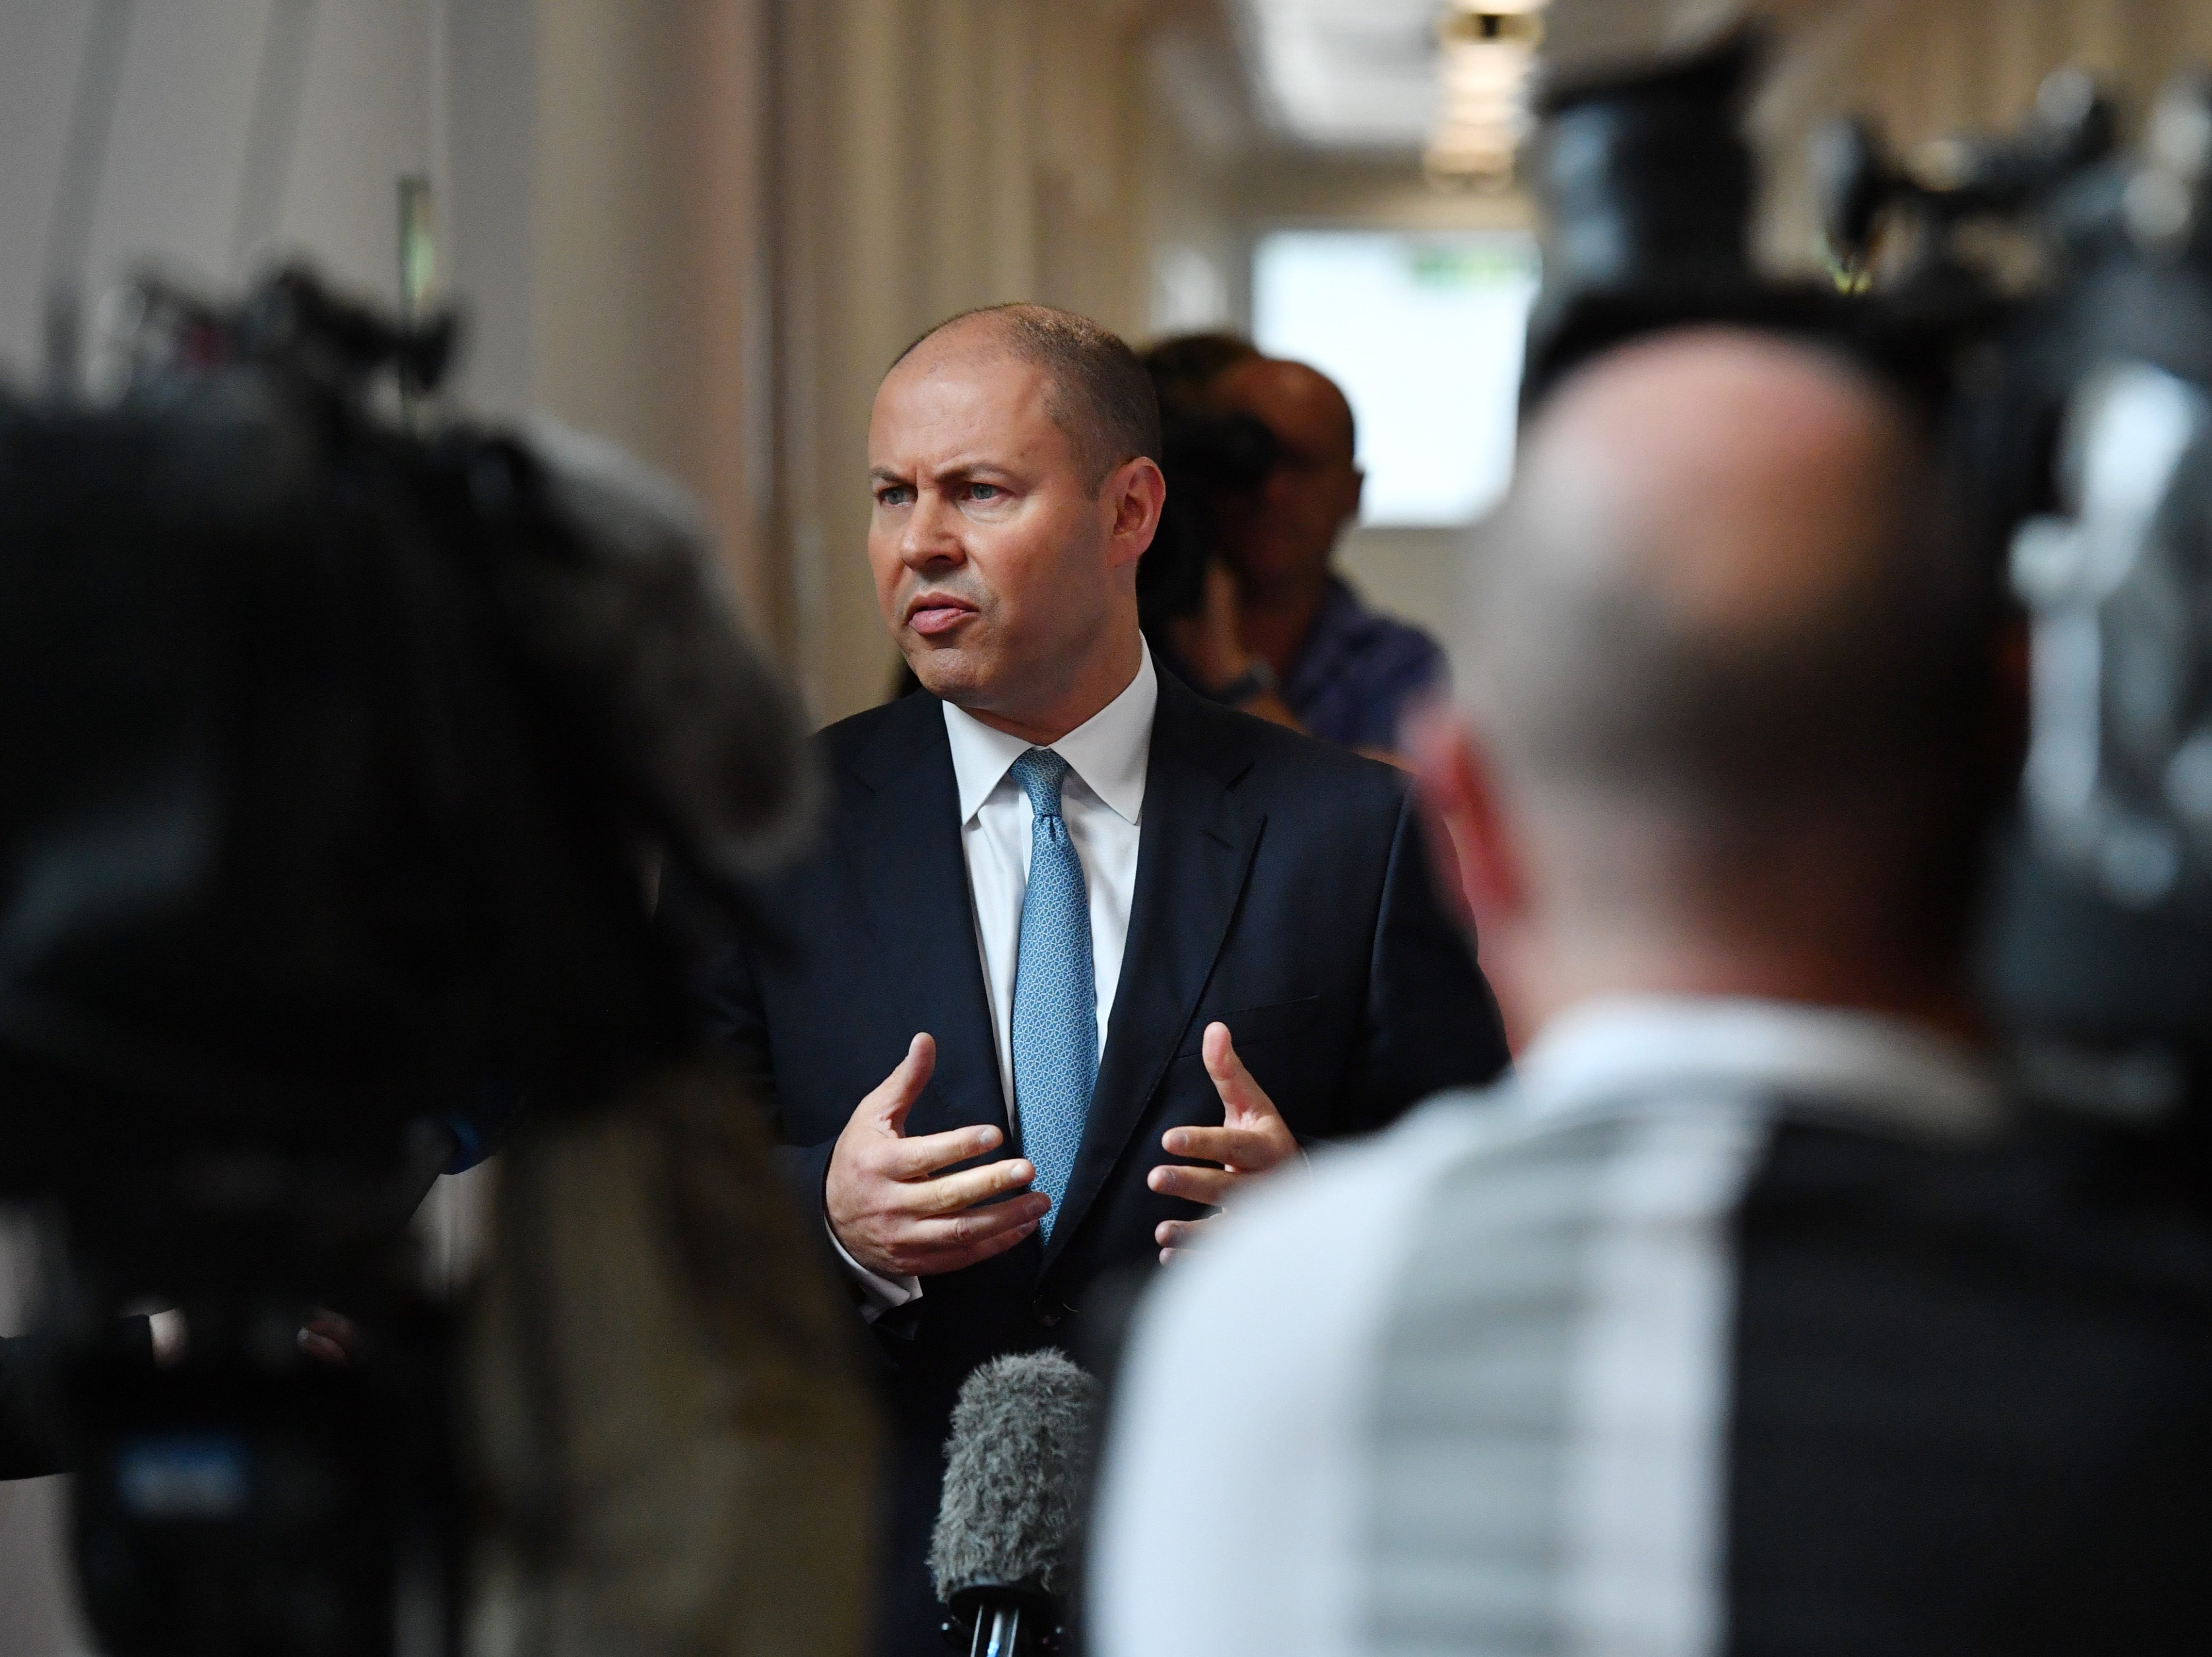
(895, 303), (1162, 490)
(1141, 330), (1260, 420)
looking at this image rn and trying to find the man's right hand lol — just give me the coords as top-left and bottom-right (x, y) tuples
(825, 1033), (1051, 1279)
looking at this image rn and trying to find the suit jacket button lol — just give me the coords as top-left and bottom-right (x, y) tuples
(1030, 1296), (1064, 1329)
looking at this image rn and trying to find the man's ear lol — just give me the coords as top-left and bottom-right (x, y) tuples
(1407, 701), (1527, 935)
(1108, 457), (1167, 569)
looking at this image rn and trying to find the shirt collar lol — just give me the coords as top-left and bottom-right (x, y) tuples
(1512, 994), (2003, 1140)
(941, 638), (1158, 826)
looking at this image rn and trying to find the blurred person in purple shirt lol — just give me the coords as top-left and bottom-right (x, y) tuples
(1206, 356), (1447, 755)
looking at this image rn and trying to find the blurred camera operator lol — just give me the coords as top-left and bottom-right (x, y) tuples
(1131, 332), (1303, 732)
(1193, 355), (1448, 756)
(1092, 328), (2212, 1657)
(1140, 330), (1258, 422)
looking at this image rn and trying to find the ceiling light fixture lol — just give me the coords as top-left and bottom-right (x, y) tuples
(1426, 0), (1548, 188)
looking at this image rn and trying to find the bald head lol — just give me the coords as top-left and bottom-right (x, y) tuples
(894, 304), (1160, 491)
(1213, 357), (1358, 464)
(1472, 328), (1979, 819)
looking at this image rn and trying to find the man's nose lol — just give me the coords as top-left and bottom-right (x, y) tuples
(901, 489), (965, 568)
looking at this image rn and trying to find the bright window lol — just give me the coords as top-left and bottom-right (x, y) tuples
(1252, 229), (1539, 527)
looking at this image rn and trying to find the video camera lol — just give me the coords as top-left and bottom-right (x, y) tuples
(1525, 33), (2212, 1104)
(0, 264), (812, 1655)
(1137, 410), (1281, 640)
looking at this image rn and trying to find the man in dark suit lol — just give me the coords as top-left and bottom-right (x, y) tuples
(684, 303), (1508, 1655)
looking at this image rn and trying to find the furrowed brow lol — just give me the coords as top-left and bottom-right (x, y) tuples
(932, 458), (1018, 484)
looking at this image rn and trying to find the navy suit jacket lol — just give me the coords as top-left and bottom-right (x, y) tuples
(686, 668), (1509, 1652)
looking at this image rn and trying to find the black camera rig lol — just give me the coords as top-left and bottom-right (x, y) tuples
(1525, 34), (2212, 1093)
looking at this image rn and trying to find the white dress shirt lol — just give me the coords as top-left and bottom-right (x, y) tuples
(833, 642), (1159, 1315)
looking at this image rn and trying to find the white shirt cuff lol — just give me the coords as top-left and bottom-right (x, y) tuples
(826, 1215), (923, 1322)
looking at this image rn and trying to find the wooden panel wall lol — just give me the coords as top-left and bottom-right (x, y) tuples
(765, 0), (1178, 720)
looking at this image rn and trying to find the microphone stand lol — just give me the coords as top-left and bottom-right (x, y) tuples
(973, 1599), (1022, 1657)
(945, 1583), (1062, 1657)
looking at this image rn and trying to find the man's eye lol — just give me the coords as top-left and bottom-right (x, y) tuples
(964, 482), (1004, 502)
(877, 485), (914, 507)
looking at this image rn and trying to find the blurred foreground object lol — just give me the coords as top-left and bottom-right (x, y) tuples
(1093, 314), (2212, 1657)
(1, 267), (811, 1172)
(927, 1351), (1097, 1657)
(1098, 37), (2212, 1652)
(0, 266), (859, 1656)
(469, 1054), (877, 1657)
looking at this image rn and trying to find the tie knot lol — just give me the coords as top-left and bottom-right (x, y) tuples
(1009, 747), (1071, 818)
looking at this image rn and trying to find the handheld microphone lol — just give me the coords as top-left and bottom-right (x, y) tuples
(929, 1349), (1099, 1656)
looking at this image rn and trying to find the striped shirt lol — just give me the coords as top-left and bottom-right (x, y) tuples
(1090, 997), (2212, 1657)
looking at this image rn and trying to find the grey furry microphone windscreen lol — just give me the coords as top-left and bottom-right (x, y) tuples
(929, 1349), (1100, 1604)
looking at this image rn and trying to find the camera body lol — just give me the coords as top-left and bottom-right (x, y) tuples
(1, 266), (813, 1654)
(1137, 410), (1281, 648)
(1, 274), (684, 1193)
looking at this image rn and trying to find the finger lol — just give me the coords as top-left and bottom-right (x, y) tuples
(906, 1192), (1052, 1250)
(1201, 1023), (1279, 1124)
(1155, 1215), (1210, 1251)
(1160, 1125), (1281, 1168)
(297, 1329), (349, 1366)
(921, 1215), (1045, 1274)
(863, 1033), (937, 1134)
(878, 1121), (1007, 1181)
(1148, 1163), (1236, 1206)
(895, 1209), (1049, 1274)
(903, 1159), (1038, 1216)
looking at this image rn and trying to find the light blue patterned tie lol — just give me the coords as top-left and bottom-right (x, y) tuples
(1008, 748), (1097, 1241)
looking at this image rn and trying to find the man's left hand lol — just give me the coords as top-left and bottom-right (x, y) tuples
(1147, 1022), (1300, 1261)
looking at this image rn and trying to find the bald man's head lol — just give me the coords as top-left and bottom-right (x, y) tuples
(1471, 328), (1982, 820)
(1213, 358), (1358, 463)
(894, 304), (1160, 492)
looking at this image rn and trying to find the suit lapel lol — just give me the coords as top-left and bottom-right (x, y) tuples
(842, 695), (1006, 1144)
(1041, 675), (1262, 1273)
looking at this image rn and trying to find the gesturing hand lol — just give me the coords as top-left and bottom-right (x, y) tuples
(826, 1033), (1052, 1280)
(1147, 1022), (1301, 1262)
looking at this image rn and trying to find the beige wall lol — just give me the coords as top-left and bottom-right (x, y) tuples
(765, 0), (1183, 722)
(0, 0), (442, 379)
(0, 0), (784, 707)
(500, 0), (1194, 723)
(524, 0), (779, 639)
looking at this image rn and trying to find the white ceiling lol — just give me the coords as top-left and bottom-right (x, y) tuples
(1233, 0), (1443, 149)
(1232, 0), (1763, 152)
